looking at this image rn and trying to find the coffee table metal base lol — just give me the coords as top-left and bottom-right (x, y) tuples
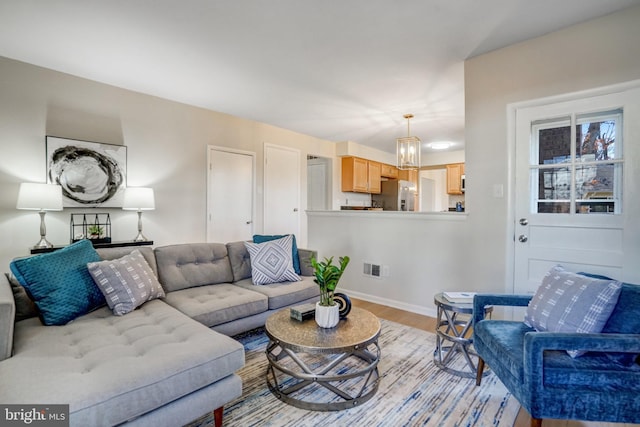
(266, 339), (380, 411)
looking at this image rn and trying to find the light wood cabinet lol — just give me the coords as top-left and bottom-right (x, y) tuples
(341, 157), (382, 194)
(380, 163), (398, 179)
(398, 169), (418, 186)
(368, 161), (381, 194)
(446, 163), (465, 195)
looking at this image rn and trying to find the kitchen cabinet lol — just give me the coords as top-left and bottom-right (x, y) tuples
(446, 163), (465, 195)
(380, 163), (399, 179)
(398, 169), (418, 186)
(341, 157), (381, 194)
(368, 161), (381, 194)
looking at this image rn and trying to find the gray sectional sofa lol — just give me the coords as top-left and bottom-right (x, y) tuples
(0, 241), (319, 427)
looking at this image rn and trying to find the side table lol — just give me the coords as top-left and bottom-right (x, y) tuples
(433, 292), (492, 378)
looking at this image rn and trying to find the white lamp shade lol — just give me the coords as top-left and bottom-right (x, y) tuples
(16, 183), (63, 211)
(122, 187), (155, 210)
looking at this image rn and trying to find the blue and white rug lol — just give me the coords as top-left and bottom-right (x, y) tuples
(195, 319), (519, 427)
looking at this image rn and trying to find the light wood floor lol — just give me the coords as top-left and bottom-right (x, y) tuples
(351, 298), (638, 427)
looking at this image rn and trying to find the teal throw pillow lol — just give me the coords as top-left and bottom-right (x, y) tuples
(10, 239), (105, 325)
(253, 234), (301, 274)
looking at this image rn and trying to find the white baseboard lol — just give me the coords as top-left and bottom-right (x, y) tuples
(340, 288), (438, 319)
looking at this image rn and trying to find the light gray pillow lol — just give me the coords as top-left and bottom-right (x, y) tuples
(5, 273), (39, 321)
(244, 235), (300, 285)
(87, 250), (165, 316)
(524, 265), (622, 357)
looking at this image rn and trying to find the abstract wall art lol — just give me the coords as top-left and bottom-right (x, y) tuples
(46, 136), (127, 207)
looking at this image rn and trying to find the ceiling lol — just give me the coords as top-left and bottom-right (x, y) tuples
(1, 0), (638, 155)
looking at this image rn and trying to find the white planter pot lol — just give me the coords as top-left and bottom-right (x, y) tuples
(315, 302), (340, 328)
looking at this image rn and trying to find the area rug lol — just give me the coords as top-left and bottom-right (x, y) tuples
(190, 319), (520, 427)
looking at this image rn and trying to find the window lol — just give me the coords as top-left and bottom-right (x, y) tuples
(530, 109), (623, 214)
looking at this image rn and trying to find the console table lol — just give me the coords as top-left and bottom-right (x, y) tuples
(30, 240), (153, 254)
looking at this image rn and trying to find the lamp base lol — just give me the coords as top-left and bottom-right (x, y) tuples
(33, 237), (53, 249)
(132, 232), (148, 242)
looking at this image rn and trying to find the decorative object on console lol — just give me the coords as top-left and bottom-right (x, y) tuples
(70, 213), (112, 244)
(397, 113), (421, 170)
(16, 182), (63, 249)
(244, 235), (300, 285)
(310, 255), (350, 328)
(122, 187), (155, 242)
(46, 136), (126, 207)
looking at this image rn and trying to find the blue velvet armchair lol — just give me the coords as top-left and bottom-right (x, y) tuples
(472, 283), (640, 427)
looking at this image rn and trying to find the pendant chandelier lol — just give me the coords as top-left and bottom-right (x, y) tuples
(397, 114), (421, 170)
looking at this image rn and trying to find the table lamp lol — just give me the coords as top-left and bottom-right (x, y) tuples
(16, 183), (63, 248)
(122, 187), (155, 242)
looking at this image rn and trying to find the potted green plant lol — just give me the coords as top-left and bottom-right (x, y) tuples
(310, 255), (350, 328)
(87, 224), (104, 239)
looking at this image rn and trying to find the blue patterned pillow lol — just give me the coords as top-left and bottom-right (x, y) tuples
(244, 235), (301, 285)
(10, 239), (105, 325)
(525, 265), (622, 358)
(253, 234), (301, 274)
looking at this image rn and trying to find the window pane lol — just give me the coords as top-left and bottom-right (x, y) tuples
(538, 167), (570, 200)
(538, 125), (571, 165)
(576, 163), (619, 214)
(576, 117), (617, 162)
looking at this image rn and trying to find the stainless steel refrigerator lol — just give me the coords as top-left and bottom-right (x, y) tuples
(371, 180), (417, 211)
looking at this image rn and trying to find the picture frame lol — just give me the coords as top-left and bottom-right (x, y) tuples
(46, 136), (127, 208)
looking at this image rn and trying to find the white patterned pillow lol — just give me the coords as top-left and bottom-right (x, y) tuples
(244, 235), (301, 285)
(524, 265), (622, 357)
(87, 250), (166, 316)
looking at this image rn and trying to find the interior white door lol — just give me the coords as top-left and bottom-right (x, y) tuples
(207, 146), (254, 243)
(420, 177), (435, 212)
(513, 85), (640, 293)
(264, 144), (300, 237)
(307, 157), (329, 211)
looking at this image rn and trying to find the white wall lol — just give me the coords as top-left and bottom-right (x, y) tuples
(307, 6), (640, 317)
(464, 6), (640, 291)
(0, 56), (336, 269)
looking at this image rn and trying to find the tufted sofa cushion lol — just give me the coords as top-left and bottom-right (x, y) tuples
(154, 243), (234, 292)
(226, 241), (252, 282)
(163, 284), (268, 327)
(233, 276), (320, 310)
(0, 300), (244, 426)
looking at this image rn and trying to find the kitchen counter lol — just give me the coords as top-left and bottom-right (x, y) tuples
(309, 210), (467, 221)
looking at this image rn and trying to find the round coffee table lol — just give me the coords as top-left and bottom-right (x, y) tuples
(265, 306), (381, 411)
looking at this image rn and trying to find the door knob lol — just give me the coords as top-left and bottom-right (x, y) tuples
(519, 218), (528, 226)
(246, 221), (252, 225)
(293, 208), (298, 212)
(518, 234), (528, 243)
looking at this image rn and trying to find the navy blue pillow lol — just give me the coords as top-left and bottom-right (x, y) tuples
(253, 234), (301, 275)
(579, 272), (640, 366)
(10, 239), (105, 325)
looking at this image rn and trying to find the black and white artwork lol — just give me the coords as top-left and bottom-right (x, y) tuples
(46, 136), (127, 208)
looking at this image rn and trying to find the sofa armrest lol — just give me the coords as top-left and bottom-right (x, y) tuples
(473, 293), (532, 325)
(524, 332), (640, 392)
(297, 248), (317, 277)
(0, 273), (15, 361)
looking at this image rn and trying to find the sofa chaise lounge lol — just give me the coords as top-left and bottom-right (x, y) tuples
(0, 239), (319, 426)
